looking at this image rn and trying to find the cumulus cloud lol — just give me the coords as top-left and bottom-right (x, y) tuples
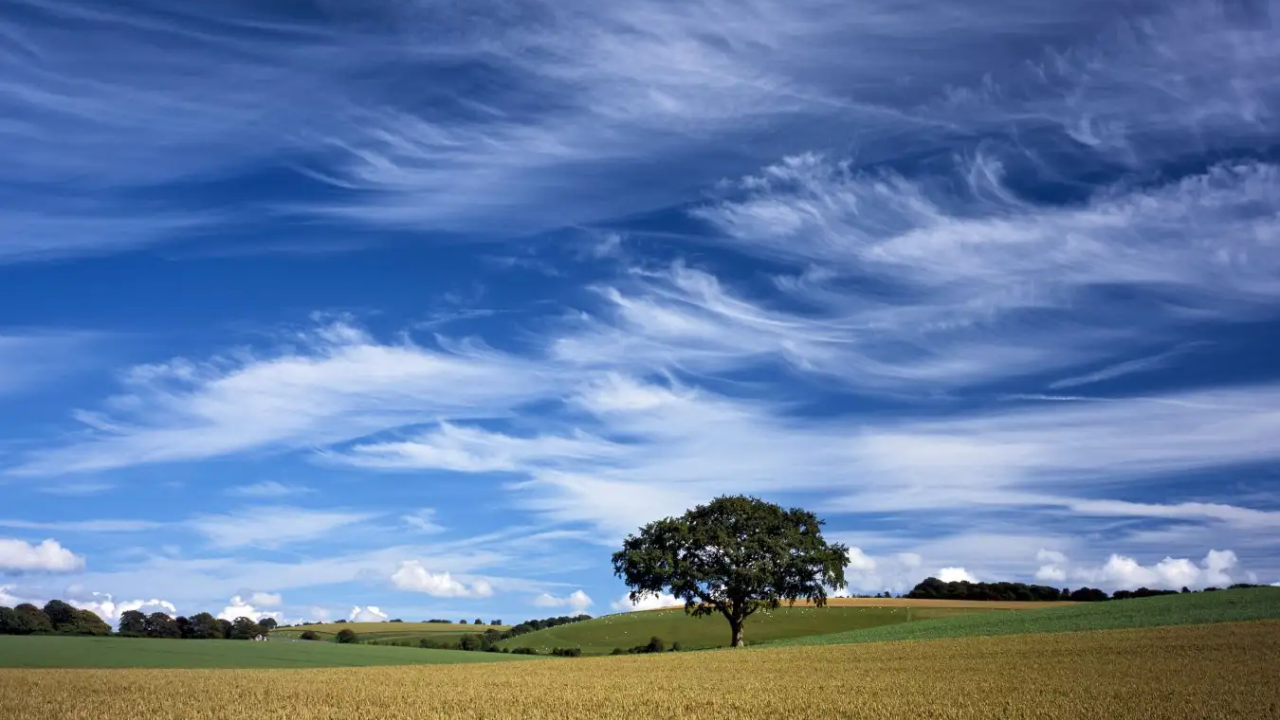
(390, 561), (494, 598)
(938, 567), (979, 583)
(217, 595), (283, 623)
(0, 584), (24, 605)
(349, 606), (389, 623)
(71, 593), (177, 622)
(0, 538), (85, 573)
(1045, 549), (1248, 591)
(248, 592), (282, 608)
(611, 592), (680, 612)
(532, 590), (593, 613)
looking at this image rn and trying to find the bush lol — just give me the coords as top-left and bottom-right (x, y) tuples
(336, 628), (357, 644)
(611, 647), (626, 656)
(551, 647), (583, 657)
(300, 630), (319, 641)
(511, 647), (538, 655)
(670, 641), (683, 652)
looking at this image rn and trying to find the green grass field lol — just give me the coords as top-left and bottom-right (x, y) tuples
(495, 604), (1004, 654)
(272, 621), (505, 646)
(0, 635), (540, 669)
(774, 587), (1280, 647)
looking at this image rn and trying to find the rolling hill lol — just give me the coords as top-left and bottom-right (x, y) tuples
(772, 587), (1280, 647)
(495, 599), (1062, 654)
(273, 621), (506, 646)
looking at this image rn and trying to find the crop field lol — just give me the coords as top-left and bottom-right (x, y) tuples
(3, 621), (1275, 719)
(272, 621), (505, 646)
(497, 603), (1014, 654)
(776, 586), (1280, 647)
(0, 635), (537, 669)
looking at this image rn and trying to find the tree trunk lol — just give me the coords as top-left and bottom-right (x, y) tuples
(730, 621), (745, 647)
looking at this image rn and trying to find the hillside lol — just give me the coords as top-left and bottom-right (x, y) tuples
(0, 635), (539, 669)
(774, 587), (1280, 647)
(273, 621), (506, 646)
(495, 600), (1054, 654)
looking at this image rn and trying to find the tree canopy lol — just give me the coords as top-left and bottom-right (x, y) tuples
(612, 495), (849, 647)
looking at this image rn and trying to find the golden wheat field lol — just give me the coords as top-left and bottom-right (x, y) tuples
(3, 622), (1276, 720)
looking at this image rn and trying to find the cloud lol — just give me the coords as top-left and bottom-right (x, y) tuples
(188, 506), (375, 550)
(12, 320), (558, 475)
(248, 592), (282, 608)
(937, 567), (979, 583)
(402, 510), (445, 534)
(0, 332), (102, 396)
(532, 590), (593, 613)
(0, 538), (85, 573)
(217, 595), (282, 623)
(71, 593), (176, 622)
(0, 584), (25, 605)
(0, 519), (161, 533)
(611, 591), (680, 612)
(1045, 549), (1250, 591)
(349, 606), (389, 623)
(224, 482), (313, 499)
(389, 561), (494, 598)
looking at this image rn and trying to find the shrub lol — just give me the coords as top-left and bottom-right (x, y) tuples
(511, 647), (538, 655)
(300, 631), (319, 641)
(611, 647), (626, 656)
(551, 647), (583, 657)
(670, 641), (683, 652)
(336, 629), (357, 644)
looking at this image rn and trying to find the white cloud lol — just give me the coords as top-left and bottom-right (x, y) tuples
(188, 506), (375, 549)
(0, 584), (24, 605)
(0, 519), (161, 533)
(846, 547), (877, 572)
(389, 561), (494, 598)
(938, 567), (979, 583)
(0, 538), (85, 573)
(248, 592), (282, 608)
(611, 592), (680, 612)
(896, 553), (922, 569)
(402, 509), (444, 534)
(1065, 549), (1248, 591)
(1035, 564), (1067, 583)
(532, 590), (593, 613)
(224, 482), (313, 499)
(71, 593), (177, 622)
(218, 595), (283, 623)
(349, 606), (388, 623)
(310, 607), (331, 622)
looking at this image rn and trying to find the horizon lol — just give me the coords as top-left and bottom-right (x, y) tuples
(3, 0), (1280, 627)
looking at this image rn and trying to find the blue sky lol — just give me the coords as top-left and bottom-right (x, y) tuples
(2, 0), (1279, 625)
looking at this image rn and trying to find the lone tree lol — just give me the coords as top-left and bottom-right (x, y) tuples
(612, 495), (849, 648)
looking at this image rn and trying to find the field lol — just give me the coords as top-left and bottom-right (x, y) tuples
(777, 586), (1280, 646)
(0, 635), (537, 669)
(3, 621), (1276, 719)
(496, 600), (1036, 654)
(272, 621), (505, 646)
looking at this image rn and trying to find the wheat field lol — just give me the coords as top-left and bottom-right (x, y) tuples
(3, 621), (1276, 720)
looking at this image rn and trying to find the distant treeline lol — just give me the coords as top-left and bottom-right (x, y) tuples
(286, 617), (503, 627)
(0, 599), (277, 640)
(907, 577), (1268, 602)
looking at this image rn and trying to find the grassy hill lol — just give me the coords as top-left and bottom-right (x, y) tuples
(773, 587), (1280, 647)
(495, 600), (1054, 654)
(0, 635), (539, 669)
(272, 621), (505, 646)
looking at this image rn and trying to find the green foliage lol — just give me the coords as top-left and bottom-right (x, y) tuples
(0, 607), (16, 635)
(71, 610), (112, 636)
(550, 647), (582, 657)
(118, 610), (147, 637)
(230, 617), (261, 640)
(335, 628), (358, 644)
(7, 604), (53, 635)
(258, 617), (279, 631)
(908, 577), (1071, 602)
(612, 495), (849, 647)
(188, 613), (222, 639)
(42, 600), (79, 631)
(300, 630), (319, 641)
(775, 588), (1280, 648)
(510, 647), (538, 655)
(145, 612), (182, 639)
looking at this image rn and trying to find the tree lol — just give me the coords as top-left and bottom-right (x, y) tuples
(474, 618), (484, 626)
(71, 610), (111, 636)
(9, 604), (53, 635)
(118, 610), (147, 637)
(189, 612), (222, 639)
(231, 616), (260, 640)
(491, 619), (502, 626)
(336, 628), (357, 644)
(0, 607), (16, 635)
(145, 612), (181, 638)
(258, 617), (278, 631)
(300, 630), (319, 641)
(42, 600), (79, 632)
(216, 618), (234, 639)
(612, 495), (849, 648)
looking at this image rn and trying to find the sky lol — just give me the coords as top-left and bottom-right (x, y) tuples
(2, 0), (1279, 626)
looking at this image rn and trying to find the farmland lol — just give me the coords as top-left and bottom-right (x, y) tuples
(0, 635), (537, 669)
(272, 621), (503, 646)
(3, 621), (1275, 719)
(776, 586), (1280, 647)
(495, 600), (1036, 654)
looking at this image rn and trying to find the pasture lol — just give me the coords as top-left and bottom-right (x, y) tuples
(496, 601), (1027, 654)
(777, 586), (1280, 646)
(3, 621), (1275, 719)
(0, 635), (537, 669)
